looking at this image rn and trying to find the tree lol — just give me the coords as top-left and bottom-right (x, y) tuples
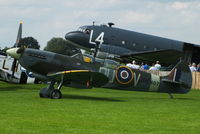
(19, 37), (40, 49)
(44, 38), (80, 56)
(1, 47), (10, 53)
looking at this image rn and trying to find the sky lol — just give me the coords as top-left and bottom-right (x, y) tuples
(0, 0), (200, 49)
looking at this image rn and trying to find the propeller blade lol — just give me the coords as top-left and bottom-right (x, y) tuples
(14, 21), (22, 48)
(11, 21), (23, 79)
(11, 59), (17, 78)
(94, 43), (99, 58)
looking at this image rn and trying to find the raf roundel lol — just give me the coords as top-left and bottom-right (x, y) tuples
(116, 66), (134, 85)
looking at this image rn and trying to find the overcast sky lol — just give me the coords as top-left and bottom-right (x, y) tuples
(0, 0), (200, 49)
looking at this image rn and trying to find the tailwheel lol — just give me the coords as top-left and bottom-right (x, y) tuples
(50, 89), (62, 99)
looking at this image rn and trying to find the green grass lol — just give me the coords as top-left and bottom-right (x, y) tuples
(0, 81), (200, 134)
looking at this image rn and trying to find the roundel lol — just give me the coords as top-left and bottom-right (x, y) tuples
(116, 66), (134, 85)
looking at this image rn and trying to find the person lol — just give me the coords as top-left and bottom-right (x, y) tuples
(154, 61), (161, 70)
(141, 63), (149, 70)
(149, 63), (157, 71)
(140, 62), (144, 69)
(197, 63), (200, 72)
(126, 62), (132, 68)
(190, 62), (197, 72)
(143, 63), (149, 70)
(131, 60), (140, 69)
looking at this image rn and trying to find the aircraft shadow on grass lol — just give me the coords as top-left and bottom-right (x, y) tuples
(127, 96), (197, 101)
(0, 86), (23, 91)
(62, 94), (125, 102)
(62, 94), (197, 101)
(174, 97), (197, 101)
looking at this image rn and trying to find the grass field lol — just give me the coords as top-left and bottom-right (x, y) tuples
(0, 81), (200, 134)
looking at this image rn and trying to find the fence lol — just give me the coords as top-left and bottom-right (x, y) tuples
(192, 72), (200, 90)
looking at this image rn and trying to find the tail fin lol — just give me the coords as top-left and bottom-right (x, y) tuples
(162, 60), (192, 93)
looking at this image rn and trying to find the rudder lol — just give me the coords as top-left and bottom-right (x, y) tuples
(162, 60), (192, 93)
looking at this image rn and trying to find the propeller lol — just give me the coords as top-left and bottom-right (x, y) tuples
(91, 42), (100, 62)
(11, 21), (22, 79)
(93, 43), (99, 58)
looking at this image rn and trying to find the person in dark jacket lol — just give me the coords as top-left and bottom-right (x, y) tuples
(197, 63), (200, 72)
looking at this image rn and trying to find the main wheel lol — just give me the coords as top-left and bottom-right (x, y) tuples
(50, 89), (62, 99)
(39, 87), (48, 98)
(39, 92), (44, 98)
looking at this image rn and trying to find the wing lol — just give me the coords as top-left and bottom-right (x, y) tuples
(119, 49), (182, 66)
(48, 70), (109, 88)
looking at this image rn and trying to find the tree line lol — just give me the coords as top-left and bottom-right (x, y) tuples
(0, 37), (79, 56)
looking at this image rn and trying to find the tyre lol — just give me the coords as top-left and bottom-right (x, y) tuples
(50, 89), (62, 99)
(39, 87), (50, 98)
(39, 92), (44, 98)
(39, 87), (47, 98)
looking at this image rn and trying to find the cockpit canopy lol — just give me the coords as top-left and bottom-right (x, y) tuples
(77, 27), (91, 35)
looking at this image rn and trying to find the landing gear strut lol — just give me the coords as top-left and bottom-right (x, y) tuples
(39, 79), (64, 99)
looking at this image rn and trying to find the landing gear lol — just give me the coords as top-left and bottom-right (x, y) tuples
(39, 87), (49, 98)
(39, 79), (64, 99)
(50, 89), (62, 99)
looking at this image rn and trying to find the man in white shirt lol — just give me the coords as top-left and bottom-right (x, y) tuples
(126, 63), (132, 68)
(149, 63), (157, 71)
(190, 63), (197, 72)
(154, 61), (161, 70)
(131, 60), (140, 69)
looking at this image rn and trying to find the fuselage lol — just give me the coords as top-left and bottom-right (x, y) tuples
(6, 48), (192, 94)
(66, 25), (184, 52)
(65, 24), (200, 65)
(18, 48), (99, 76)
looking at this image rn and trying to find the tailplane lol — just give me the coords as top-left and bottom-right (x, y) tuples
(161, 60), (192, 93)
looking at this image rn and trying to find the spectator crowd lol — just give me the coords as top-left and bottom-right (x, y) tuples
(189, 63), (200, 72)
(126, 60), (200, 72)
(126, 60), (161, 71)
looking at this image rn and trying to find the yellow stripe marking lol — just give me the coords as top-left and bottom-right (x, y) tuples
(62, 70), (90, 74)
(48, 70), (90, 76)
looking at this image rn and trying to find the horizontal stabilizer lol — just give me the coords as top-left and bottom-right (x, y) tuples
(161, 60), (192, 93)
(162, 79), (183, 85)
